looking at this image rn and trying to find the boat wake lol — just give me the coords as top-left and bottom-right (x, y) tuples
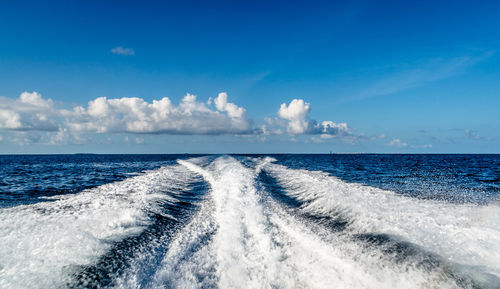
(1, 156), (499, 288)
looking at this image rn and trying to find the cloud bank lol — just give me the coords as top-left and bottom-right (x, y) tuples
(65, 92), (252, 134)
(0, 92), (356, 145)
(0, 92), (59, 131)
(0, 92), (253, 136)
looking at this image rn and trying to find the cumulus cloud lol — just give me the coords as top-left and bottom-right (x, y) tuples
(65, 92), (252, 134)
(276, 99), (350, 137)
(111, 46), (135, 56)
(0, 91), (252, 136)
(277, 99), (312, 134)
(0, 92), (360, 145)
(214, 92), (246, 119)
(0, 92), (59, 131)
(49, 128), (86, 145)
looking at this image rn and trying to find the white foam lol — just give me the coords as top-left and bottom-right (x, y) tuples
(181, 156), (288, 288)
(4, 156), (494, 288)
(0, 164), (198, 289)
(142, 195), (218, 289)
(151, 156), (461, 288)
(265, 162), (500, 280)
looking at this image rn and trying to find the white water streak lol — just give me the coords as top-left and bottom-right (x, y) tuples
(265, 161), (500, 281)
(3, 156), (496, 289)
(160, 156), (459, 289)
(0, 164), (196, 289)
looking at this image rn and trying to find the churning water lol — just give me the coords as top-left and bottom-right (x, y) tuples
(0, 154), (499, 288)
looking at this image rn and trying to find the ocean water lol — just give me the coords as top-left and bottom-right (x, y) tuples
(0, 154), (499, 288)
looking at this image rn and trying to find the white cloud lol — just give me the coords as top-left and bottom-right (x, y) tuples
(0, 110), (21, 129)
(65, 93), (252, 135)
(277, 99), (351, 137)
(49, 128), (86, 145)
(0, 91), (252, 136)
(260, 117), (285, 136)
(214, 92), (246, 118)
(388, 138), (408, 147)
(111, 46), (135, 56)
(9, 131), (43, 145)
(19, 91), (54, 108)
(0, 92), (363, 145)
(0, 92), (59, 131)
(277, 99), (312, 134)
(321, 121), (350, 136)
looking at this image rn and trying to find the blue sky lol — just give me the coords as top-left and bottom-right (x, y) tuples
(0, 0), (499, 153)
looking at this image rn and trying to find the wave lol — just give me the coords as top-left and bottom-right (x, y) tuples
(0, 163), (205, 289)
(263, 160), (500, 287)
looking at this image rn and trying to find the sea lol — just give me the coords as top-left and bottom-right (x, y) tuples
(0, 154), (499, 288)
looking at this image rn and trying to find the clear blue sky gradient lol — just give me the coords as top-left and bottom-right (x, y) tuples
(0, 0), (499, 153)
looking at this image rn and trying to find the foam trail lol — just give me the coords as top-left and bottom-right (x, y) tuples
(148, 156), (462, 288)
(179, 156), (288, 288)
(3, 156), (492, 288)
(0, 164), (200, 289)
(145, 193), (218, 288)
(264, 161), (500, 284)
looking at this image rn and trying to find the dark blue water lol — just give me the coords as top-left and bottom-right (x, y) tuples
(253, 154), (500, 204)
(2, 154), (499, 208)
(0, 154), (201, 207)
